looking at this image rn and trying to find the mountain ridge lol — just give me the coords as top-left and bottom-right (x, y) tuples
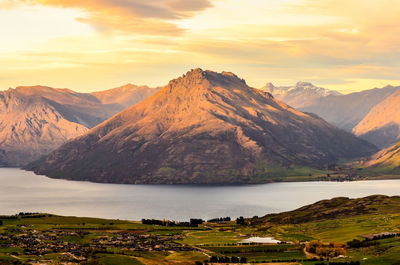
(0, 84), (159, 166)
(353, 88), (400, 148)
(261, 81), (341, 109)
(294, 85), (398, 131)
(257, 195), (400, 224)
(27, 69), (377, 184)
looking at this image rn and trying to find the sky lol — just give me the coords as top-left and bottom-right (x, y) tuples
(1, 0), (400, 93)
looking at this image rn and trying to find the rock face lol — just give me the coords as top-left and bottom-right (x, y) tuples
(353, 88), (400, 148)
(0, 85), (158, 166)
(261, 82), (341, 109)
(28, 69), (377, 184)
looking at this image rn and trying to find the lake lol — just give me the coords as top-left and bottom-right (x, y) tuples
(0, 168), (399, 221)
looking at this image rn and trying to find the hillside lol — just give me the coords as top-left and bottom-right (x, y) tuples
(353, 89), (400, 148)
(0, 92), (88, 166)
(261, 81), (341, 109)
(259, 195), (400, 224)
(0, 85), (158, 166)
(27, 69), (377, 184)
(2, 195), (400, 264)
(10, 86), (113, 127)
(365, 141), (400, 171)
(0, 86), (104, 166)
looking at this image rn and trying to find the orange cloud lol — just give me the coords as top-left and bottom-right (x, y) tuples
(1, 0), (400, 93)
(9, 0), (212, 35)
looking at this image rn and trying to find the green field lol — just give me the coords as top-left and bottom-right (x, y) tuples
(1, 196), (400, 264)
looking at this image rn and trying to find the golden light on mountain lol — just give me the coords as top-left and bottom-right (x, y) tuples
(0, 84), (159, 166)
(27, 69), (377, 184)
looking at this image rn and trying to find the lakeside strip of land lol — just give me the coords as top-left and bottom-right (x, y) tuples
(1, 195), (400, 264)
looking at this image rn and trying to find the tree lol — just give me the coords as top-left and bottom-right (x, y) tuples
(236, 216), (245, 225)
(231, 256), (239, 263)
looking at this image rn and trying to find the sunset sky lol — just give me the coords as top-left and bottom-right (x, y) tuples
(1, 0), (400, 93)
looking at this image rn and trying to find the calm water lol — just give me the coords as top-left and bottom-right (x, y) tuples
(1, 168), (400, 221)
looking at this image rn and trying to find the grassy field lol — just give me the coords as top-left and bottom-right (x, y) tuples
(251, 159), (400, 183)
(1, 196), (400, 264)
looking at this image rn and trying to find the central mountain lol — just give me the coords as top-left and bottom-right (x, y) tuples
(28, 69), (377, 184)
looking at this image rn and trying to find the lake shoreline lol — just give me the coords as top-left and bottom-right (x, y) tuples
(1, 168), (400, 221)
(19, 167), (400, 186)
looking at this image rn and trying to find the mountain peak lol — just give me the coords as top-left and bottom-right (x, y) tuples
(179, 68), (208, 82)
(28, 69), (376, 184)
(263, 82), (275, 89)
(167, 69), (247, 92)
(295, 81), (314, 88)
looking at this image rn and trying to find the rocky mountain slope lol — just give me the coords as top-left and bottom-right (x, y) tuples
(0, 85), (158, 166)
(0, 91), (87, 166)
(299, 86), (399, 131)
(266, 84), (399, 132)
(365, 141), (400, 171)
(353, 89), (400, 148)
(28, 69), (377, 184)
(261, 82), (341, 109)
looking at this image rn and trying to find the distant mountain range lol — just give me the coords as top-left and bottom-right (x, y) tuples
(0, 84), (159, 166)
(27, 69), (377, 184)
(261, 81), (341, 109)
(92, 84), (160, 108)
(264, 83), (400, 148)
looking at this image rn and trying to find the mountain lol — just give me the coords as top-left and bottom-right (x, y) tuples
(0, 88), (88, 166)
(27, 69), (377, 184)
(298, 85), (399, 131)
(0, 85), (158, 166)
(91, 83), (160, 109)
(353, 88), (400, 148)
(365, 141), (400, 171)
(261, 81), (341, 109)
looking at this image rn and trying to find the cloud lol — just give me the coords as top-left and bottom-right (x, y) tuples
(13, 0), (213, 35)
(24, 0), (213, 18)
(0, 0), (19, 9)
(2, 0), (400, 93)
(166, 0), (213, 12)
